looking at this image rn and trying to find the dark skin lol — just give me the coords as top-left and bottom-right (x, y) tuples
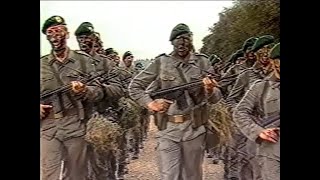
(40, 25), (87, 119)
(147, 32), (218, 112)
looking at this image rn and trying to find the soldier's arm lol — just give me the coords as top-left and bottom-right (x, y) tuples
(226, 70), (248, 108)
(207, 87), (222, 104)
(232, 81), (265, 142)
(102, 67), (125, 99)
(128, 59), (160, 108)
(219, 65), (237, 96)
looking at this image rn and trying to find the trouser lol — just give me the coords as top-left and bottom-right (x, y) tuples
(87, 146), (116, 180)
(257, 138), (280, 180)
(40, 137), (88, 180)
(117, 131), (128, 176)
(156, 134), (206, 180)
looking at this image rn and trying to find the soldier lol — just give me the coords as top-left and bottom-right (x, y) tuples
(128, 23), (222, 180)
(105, 48), (120, 66)
(233, 43), (280, 180)
(223, 37), (274, 180)
(219, 50), (245, 98)
(74, 22), (124, 180)
(119, 51), (144, 160)
(40, 16), (106, 180)
(208, 54), (223, 80)
(227, 35), (275, 105)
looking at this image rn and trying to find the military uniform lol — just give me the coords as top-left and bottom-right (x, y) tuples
(40, 48), (105, 180)
(225, 36), (275, 180)
(129, 23), (222, 180)
(74, 22), (124, 180)
(233, 43), (280, 180)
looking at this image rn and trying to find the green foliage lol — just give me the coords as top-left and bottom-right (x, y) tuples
(200, 0), (280, 62)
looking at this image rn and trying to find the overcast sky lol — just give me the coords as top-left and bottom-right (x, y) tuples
(40, 1), (234, 59)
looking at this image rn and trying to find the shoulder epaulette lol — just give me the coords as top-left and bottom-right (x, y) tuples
(74, 50), (91, 57)
(40, 54), (49, 60)
(194, 53), (209, 58)
(155, 53), (167, 59)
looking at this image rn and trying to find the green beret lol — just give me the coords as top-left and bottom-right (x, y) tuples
(269, 43), (280, 59)
(105, 48), (115, 56)
(228, 50), (244, 63)
(123, 51), (133, 60)
(252, 35), (275, 52)
(242, 37), (258, 52)
(75, 22), (95, 36)
(209, 54), (221, 66)
(42, 15), (66, 34)
(135, 62), (144, 68)
(169, 23), (192, 41)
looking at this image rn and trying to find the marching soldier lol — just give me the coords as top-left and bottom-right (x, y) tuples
(233, 43), (280, 180)
(40, 16), (106, 180)
(74, 22), (124, 180)
(128, 23), (222, 180)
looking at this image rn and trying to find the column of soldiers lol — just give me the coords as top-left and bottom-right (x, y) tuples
(40, 15), (280, 180)
(205, 35), (280, 180)
(40, 16), (148, 180)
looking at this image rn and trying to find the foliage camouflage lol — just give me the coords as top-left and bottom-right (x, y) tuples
(200, 0), (280, 63)
(85, 113), (123, 153)
(207, 100), (235, 147)
(117, 97), (143, 130)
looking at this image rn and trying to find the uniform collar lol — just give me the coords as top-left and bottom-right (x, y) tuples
(48, 47), (76, 65)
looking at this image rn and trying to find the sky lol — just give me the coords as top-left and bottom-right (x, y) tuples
(40, 1), (235, 59)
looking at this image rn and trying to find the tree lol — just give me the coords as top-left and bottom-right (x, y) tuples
(200, 0), (280, 62)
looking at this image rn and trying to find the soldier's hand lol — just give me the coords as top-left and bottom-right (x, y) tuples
(258, 128), (280, 143)
(71, 81), (87, 94)
(147, 99), (173, 113)
(40, 104), (52, 119)
(203, 77), (218, 93)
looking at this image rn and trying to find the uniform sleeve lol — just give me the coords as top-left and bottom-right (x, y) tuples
(207, 87), (222, 104)
(227, 71), (248, 108)
(102, 67), (125, 99)
(232, 82), (265, 142)
(219, 65), (237, 97)
(83, 84), (105, 102)
(128, 59), (160, 108)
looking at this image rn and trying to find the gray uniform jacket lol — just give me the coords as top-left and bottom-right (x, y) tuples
(128, 53), (222, 142)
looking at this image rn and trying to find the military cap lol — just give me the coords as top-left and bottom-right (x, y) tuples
(242, 37), (258, 52)
(169, 23), (192, 41)
(252, 35), (275, 52)
(42, 15), (66, 34)
(229, 49), (244, 63)
(209, 54), (221, 66)
(123, 51), (133, 60)
(269, 43), (280, 59)
(135, 62), (144, 68)
(75, 22), (95, 36)
(105, 48), (115, 56)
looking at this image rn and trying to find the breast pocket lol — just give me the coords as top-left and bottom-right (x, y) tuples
(160, 74), (176, 89)
(64, 72), (83, 82)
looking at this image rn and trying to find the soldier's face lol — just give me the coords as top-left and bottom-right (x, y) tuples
(172, 33), (192, 57)
(255, 45), (272, 66)
(245, 50), (256, 61)
(114, 55), (120, 66)
(76, 34), (95, 53)
(46, 25), (69, 51)
(93, 41), (104, 54)
(124, 55), (134, 67)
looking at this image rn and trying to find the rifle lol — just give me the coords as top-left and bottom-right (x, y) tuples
(255, 113), (280, 129)
(147, 72), (240, 101)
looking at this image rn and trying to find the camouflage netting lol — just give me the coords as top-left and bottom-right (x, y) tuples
(117, 97), (143, 130)
(207, 100), (235, 147)
(85, 113), (123, 153)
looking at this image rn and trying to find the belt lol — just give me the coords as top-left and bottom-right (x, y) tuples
(47, 108), (79, 119)
(168, 113), (192, 123)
